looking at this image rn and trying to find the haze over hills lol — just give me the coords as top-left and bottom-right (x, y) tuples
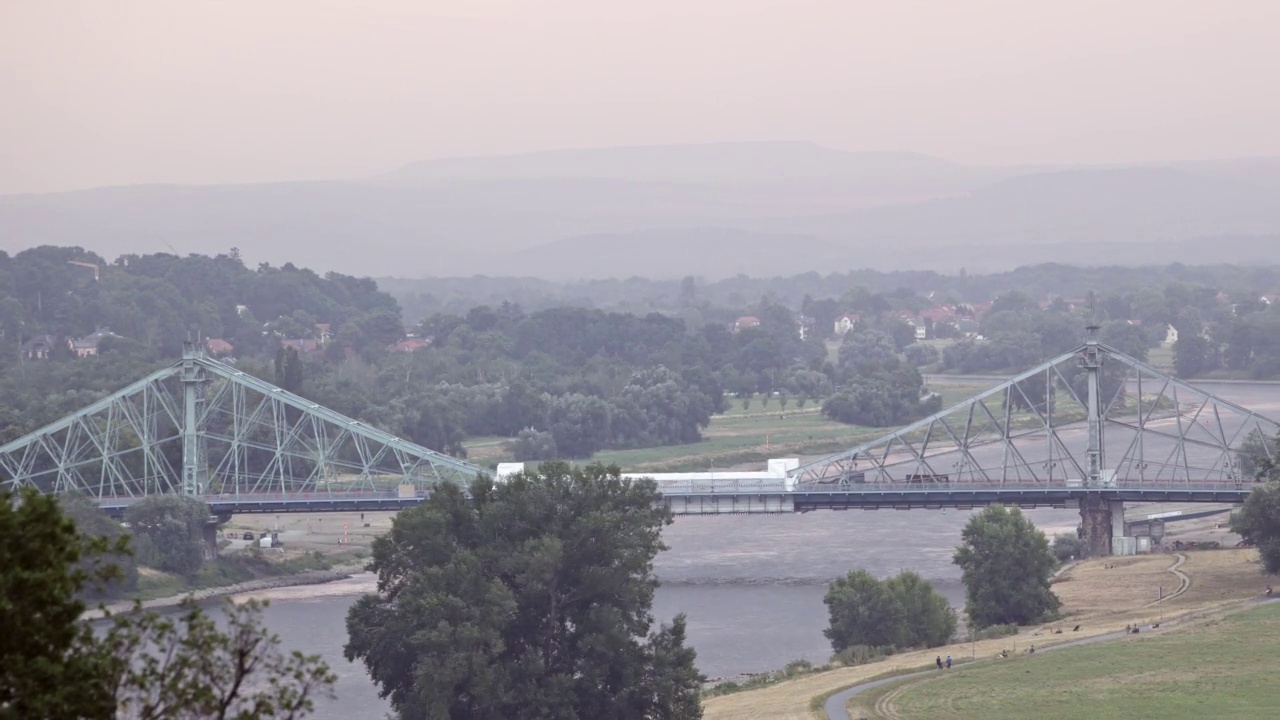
(2, 142), (1278, 280)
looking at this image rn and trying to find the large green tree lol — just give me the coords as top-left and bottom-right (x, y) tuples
(1, 488), (335, 717)
(1173, 333), (1216, 378)
(953, 506), (1061, 628)
(1, 489), (121, 716)
(123, 495), (211, 577)
(59, 492), (139, 599)
(1231, 465), (1280, 573)
(344, 463), (703, 719)
(823, 569), (955, 653)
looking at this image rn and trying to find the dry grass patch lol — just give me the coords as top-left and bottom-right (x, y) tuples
(1172, 549), (1266, 606)
(1052, 554), (1172, 616)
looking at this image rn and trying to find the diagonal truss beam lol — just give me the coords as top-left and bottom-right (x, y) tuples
(0, 343), (490, 500)
(792, 342), (1280, 488)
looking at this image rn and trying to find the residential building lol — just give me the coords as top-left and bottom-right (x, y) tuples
(833, 314), (861, 336)
(204, 338), (235, 357)
(920, 305), (958, 324)
(733, 316), (761, 332)
(68, 328), (120, 357)
(20, 335), (58, 360)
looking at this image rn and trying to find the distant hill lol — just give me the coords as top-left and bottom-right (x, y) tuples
(490, 228), (838, 280)
(3, 143), (1280, 279)
(378, 141), (989, 186)
(771, 166), (1280, 247)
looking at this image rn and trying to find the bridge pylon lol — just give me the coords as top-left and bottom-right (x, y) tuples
(0, 346), (489, 502)
(790, 342), (1280, 555)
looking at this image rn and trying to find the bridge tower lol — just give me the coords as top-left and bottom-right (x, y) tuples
(1079, 319), (1124, 556)
(180, 341), (209, 496)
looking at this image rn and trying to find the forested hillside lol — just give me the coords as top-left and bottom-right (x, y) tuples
(4, 246), (1280, 467)
(0, 247), (934, 459)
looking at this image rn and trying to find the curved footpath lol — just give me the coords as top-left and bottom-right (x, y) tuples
(1144, 553), (1190, 606)
(824, 559), (1262, 720)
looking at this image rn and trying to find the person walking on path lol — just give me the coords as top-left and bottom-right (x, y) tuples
(935, 656), (943, 670)
(945, 655), (952, 669)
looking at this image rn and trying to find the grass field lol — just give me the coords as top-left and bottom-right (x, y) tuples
(464, 382), (990, 472)
(1147, 345), (1175, 372)
(701, 549), (1268, 720)
(859, 600), (1280, 719)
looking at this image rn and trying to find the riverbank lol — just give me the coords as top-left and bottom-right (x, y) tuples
(701, 548), (1269, 719)
(845, 597), (1280, 719)
(85, 562), (367, 619)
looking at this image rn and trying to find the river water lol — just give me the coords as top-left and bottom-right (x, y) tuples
(242, 381), (1280, 719)
(246, 508), (1076, 719)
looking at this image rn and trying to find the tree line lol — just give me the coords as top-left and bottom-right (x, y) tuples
(0, 247), (941, 461)
(384, 263), (1280, 328)
(9, 245), (1280, 472)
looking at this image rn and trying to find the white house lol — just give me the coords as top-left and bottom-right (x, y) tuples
(833, 314), (861, 336)
(1162, 324), (1179, 346)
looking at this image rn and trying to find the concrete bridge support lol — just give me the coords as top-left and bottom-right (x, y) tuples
(1079, 496), (1126, 557)
(202, 514), (232, 559)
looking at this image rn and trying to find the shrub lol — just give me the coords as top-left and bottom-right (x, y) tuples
(1051, 532), (1083, 563)
(832, 644), (889, 666)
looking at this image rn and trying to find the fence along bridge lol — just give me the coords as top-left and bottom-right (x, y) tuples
(1, 334), (1277, 556)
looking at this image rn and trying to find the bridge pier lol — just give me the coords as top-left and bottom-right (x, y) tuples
(1079, 496), (1125, 557)
(202, 514), (232, 559)
(202, 519), (221, 559)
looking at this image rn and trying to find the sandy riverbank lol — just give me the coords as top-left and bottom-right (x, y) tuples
(84, 564), (373, 620)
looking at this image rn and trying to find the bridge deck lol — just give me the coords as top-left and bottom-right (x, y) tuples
(93, 481), (1260, 516)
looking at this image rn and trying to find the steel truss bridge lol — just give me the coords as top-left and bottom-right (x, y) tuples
(2, 337), (1278, 533)
(0, 343), (482, 514)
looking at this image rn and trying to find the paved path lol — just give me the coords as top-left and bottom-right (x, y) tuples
(824, 593), (1279, 720)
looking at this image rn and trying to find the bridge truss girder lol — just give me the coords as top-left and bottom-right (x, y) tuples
(792, 342), (1280, 488)
(0, 343), (488, 499)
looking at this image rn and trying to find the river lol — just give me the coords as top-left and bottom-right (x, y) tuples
(241, 380), (1280, 718)
(242, 508), (1078, 719)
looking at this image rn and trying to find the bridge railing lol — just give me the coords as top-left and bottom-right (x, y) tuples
(95, 489), (408, 509)
(657, 477), (1265, 495)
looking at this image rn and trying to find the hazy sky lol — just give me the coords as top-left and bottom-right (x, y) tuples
(3, 0), (1278, 194)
